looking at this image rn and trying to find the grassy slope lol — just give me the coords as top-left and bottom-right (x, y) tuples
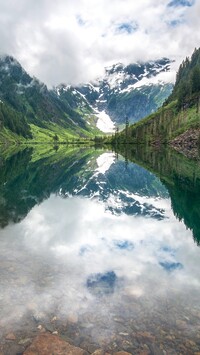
(0, 119), (103, 145)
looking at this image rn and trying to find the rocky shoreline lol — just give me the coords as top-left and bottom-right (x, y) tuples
(170, 128), (200, 160)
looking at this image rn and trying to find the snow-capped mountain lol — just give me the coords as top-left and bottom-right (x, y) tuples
(65, 58), (174, 132)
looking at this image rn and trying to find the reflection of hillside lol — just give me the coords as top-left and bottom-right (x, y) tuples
(119, 145), (200, 244)
(0, 146), (99, 227)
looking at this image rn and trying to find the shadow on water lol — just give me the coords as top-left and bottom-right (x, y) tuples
(116, 144), (200, 245)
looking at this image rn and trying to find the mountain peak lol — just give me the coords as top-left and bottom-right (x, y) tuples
(0, 55), (25, 75)
(0, 54), (32, 86)
(105, 62), (124, 74)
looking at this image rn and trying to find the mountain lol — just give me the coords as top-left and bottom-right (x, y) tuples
(0, 55), (174, 142)
(112, 47), (200, 155)
(72, 58), (174, 129)
(0, 55), (99, 142)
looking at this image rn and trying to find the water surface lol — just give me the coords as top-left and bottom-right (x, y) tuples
(0, 146), (200, 354)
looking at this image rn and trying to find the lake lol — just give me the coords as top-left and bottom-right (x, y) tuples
(0, 145), (200, 354)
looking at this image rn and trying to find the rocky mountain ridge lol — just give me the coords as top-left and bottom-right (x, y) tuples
(66, 58), (174, 129)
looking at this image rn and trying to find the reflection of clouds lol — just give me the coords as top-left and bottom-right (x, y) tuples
(0, 194), (200, 336)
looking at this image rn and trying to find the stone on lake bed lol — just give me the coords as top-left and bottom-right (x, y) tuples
(68, 313), (78, 324)
(113, 352), (132, 355)
(175, 320), (187, 329)
(23, 333), (88, 354)
(51, 316), (57, 323)
(136, 331), (155, 342)
(91, 350), (111, 355)
(5, 332), (16, 340)
(18, 338), (32, 346)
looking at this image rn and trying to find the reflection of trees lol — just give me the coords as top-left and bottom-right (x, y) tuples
(0, 147), (94, 228)
(0, 148), (33, 227)
(117, 145), (200, 245)
(167, 177), (200, 245)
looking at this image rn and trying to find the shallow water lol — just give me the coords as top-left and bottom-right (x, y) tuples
(0, 147), (200, 354)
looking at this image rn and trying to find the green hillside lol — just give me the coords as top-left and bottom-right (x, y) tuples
(0, 56), (101, 143)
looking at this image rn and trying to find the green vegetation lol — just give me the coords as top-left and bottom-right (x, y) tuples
(167, 47), (200, 108)
(0, 101), (32, 139)
(110, 101), (200, 145)
(0, 56), (103, 144)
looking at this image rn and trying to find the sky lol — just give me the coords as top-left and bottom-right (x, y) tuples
(0, 0), (200, 86)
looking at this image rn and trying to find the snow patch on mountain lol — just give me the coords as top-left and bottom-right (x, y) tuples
(105, 68), (130, 90)
(96, 110), (115, 133)
(134, 70), (175, 89)
(121, 70), (176, 93)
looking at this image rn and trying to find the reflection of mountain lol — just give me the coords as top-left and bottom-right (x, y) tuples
(119, 146), (200, 245)
(71, 158), (168, 219)
(0, 146), (168, 227)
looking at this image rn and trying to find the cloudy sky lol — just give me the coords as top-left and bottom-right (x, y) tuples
(0, 0), (200, 86)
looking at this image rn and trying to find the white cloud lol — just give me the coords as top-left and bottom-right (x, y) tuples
(0, 0), (200, 85)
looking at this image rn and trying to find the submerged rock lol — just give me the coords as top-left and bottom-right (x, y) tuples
(91, 350), (111, 355)
(23, 333), (88, 355)
(5, 332), (16, 340)
(113, 352), (132, 355)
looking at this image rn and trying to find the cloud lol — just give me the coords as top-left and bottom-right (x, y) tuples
(0, 0), (199, 86)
